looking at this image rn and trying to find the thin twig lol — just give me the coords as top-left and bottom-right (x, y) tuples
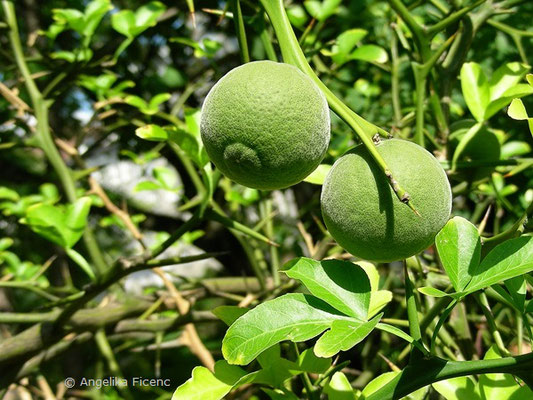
(153, 268), (215, 371)
(88, 176), (144, 242)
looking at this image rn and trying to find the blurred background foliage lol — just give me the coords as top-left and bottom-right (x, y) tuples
(0, 0), (532, 399)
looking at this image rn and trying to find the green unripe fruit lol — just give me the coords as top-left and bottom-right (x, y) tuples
(321, 139), (452, 262)
(200, 61), (330, 190)
(448, 120), (501, 181)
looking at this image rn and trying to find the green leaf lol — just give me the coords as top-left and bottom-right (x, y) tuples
(337, 29), (368, 54)
(125, 95), (148, 110)
(287, 5), (309, 29)
(0, 238), (13, 252)
(172, 360), (251, 400)
(350, 45), (388, 64)
(501, 141), (531, 158)
(432, 376), (480, 400)
(489, 62), (530, 103)
(200, 38), (222, 58)
(418, 286), (450, 297)
(324, 372), (357, 400)
(64, 197), (91, 247)
(329, 29), (368, 65)
(222, 293), (350, 365)
(303, 164), (331, 185)
(255, 346), (299, 387)
(362, 372), (427, 399)
(148, 93), (171, 110)
(185, 108), (201, 136)
(134, 181), (163, 192)
(376, 323), (418, 347)
(297, 348), (331, 373)
(478, 346), (533, 400)
(435, 216), (481, 292)
(484, 84), (533, 120)
(359, 262), (392, 317)
(23, 198), (90, 248)
(507, 98), (529, 120)
(132, 1), (166, 35)
(263, 389), (300, 400)
(52, 8), (85, 32)
(153, 166), (177, 189)
(304, 0), (342, 21)
(169, 127), (209, 168)
(51, 49), (93, 62)
(213, 306), (249, 326)
(461, 62), (490, 122)
(65, 248), (95, 280)
(111, 2), (165, 38)
(451, 122), (484, 170)
(0, 187), (19, 202)
(314, 313), (382, 358)
(282, 258), (371, 320)
(83, 0), (113, 39)
(465, 236), (533, 294)
(504, 276), (527, 312)
(135, 124), (169, 141)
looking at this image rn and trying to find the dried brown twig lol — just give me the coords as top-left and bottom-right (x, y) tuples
(153, 268), (215, 371)
(88, 176), (144, 242)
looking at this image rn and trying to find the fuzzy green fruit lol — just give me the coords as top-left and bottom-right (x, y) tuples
(200, 61), (330, 190)
(321, 139), (452, 262)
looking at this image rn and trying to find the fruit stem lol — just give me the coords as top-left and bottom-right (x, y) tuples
(259, 0), (420, 216)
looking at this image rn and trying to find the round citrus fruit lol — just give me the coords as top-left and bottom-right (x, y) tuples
(448, 119), (501, 181)
(200, 61), (330, 190)
(321, 139), (452, 262)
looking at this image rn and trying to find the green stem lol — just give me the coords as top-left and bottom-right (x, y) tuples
(482, 200), (533, 250)
(388, 0), (426, 53)
(476, 292), (510, 356)
(293, 343), (319, 400)
(258, 10), (278, 61)
(2, 0), (106, 274)
(231, 0), (250, 63)
(260, 0), (420, 215)
(366, 352), (533, 400)
(94, 329), (133, 400)
(262, 198), (280, 286)
(168, 142), (206, 197)
(427, 0), (486, 37)
(0, 281), (59, 301)
(404, 264), (425, 354)
(430, 298), (458, 354)
(390, 30), (403, 126)
(412, 64), (427, 146)
(150, 211), (202, 259)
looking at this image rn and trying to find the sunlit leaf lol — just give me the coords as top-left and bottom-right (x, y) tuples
(435, 217), (480, 292)
(460, 62), (490, 122)
(350, 45), (388, 64)
(489, 62), (530, 102)
(304, 164), (331, 185)
(222, 293), (351, 365)
(314, 313), (381, 358)
(135, 124), (169, 141)
(172, 360), (255, 400)
(465, 236), (533, 293)
(508, 98), (529, 120)
(324, 372), (357, 400)
(282, 258), (371, 320)
(432, 376), (479, 400)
